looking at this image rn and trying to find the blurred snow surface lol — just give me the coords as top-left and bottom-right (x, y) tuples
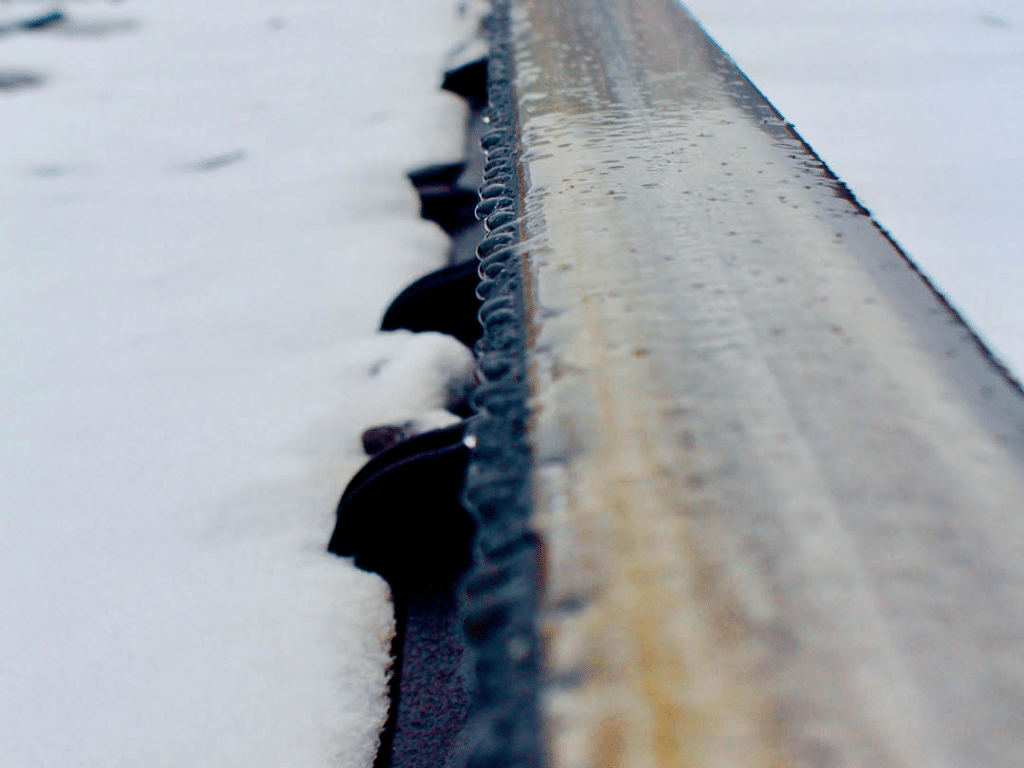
(681, 0), (1024, 378)
(0, 1), (479, 766)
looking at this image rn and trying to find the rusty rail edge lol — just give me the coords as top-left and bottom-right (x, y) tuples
(483, 0), (1024, 767)
(457, 1), (543, 766)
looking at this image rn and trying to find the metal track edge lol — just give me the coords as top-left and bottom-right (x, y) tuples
(457, 1), (543, 766)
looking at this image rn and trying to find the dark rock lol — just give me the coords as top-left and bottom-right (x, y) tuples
(0, 71), (45, 92)
(408, 162), (466, 189)
(442, 58), (488, 111)
(381, 260), (483, 349)
(418, 185), (479, 236)
(21, 11), (65, 30)
(362, 425), (408, 456)
(329, 424), (475, 585)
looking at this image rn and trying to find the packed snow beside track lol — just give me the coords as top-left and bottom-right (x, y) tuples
(0, 1), (478, 766)
(681, 0), (1024, 378)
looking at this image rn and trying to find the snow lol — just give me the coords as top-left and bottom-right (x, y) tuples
(680, 0), (1024, 378)
(1, 1), (478, 766)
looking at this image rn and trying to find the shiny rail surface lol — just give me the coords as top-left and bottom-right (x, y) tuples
(501, 0), (1024, 766)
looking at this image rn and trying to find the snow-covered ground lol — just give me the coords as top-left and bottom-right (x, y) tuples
(681, 0), (1024, 378)
(1, 1), (477, 766)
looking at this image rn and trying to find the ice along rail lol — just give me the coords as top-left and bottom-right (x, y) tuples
(480, 0), (1024, 766)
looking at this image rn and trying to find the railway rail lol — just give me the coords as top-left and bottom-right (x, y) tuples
(339, 0), (1024, 766)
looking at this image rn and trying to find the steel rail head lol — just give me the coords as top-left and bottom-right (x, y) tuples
(462, 1), (1024, 768)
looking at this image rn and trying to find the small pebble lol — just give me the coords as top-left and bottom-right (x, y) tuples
(362, 425), (407, 456)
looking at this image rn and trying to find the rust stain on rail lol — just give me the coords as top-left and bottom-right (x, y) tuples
(513, 0), (1024, 766)
(563, 226), (783, 768)
(516, 0), (786, 762)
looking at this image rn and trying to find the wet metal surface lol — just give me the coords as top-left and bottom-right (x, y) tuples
(509, 0), (1024, 766)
